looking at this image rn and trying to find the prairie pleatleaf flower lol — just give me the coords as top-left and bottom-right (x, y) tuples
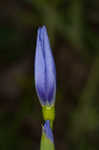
(34, 26), (56, 106)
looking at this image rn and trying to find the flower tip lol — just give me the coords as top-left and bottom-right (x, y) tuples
(38, 25), (46, 33)
(41, 25), (47, 30)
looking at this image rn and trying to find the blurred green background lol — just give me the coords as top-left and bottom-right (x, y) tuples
(0, 0), (99, 150)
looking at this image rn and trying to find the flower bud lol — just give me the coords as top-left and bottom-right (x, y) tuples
(34, 26), (56, 106)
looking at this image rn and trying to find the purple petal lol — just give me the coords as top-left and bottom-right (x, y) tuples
(35, 28), (47, 105)
(42, 26), (56, 104)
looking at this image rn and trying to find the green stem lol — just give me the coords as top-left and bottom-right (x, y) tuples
(40, 131), (55, 150)
(40, 105), (55, 150)
(42, 105), (55, 127)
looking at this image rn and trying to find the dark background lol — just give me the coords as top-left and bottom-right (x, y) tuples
(0, 0), (99, 150)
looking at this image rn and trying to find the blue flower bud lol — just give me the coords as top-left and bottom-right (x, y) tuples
(43, 120), (54, 143)
(34, 26), (56, 106)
